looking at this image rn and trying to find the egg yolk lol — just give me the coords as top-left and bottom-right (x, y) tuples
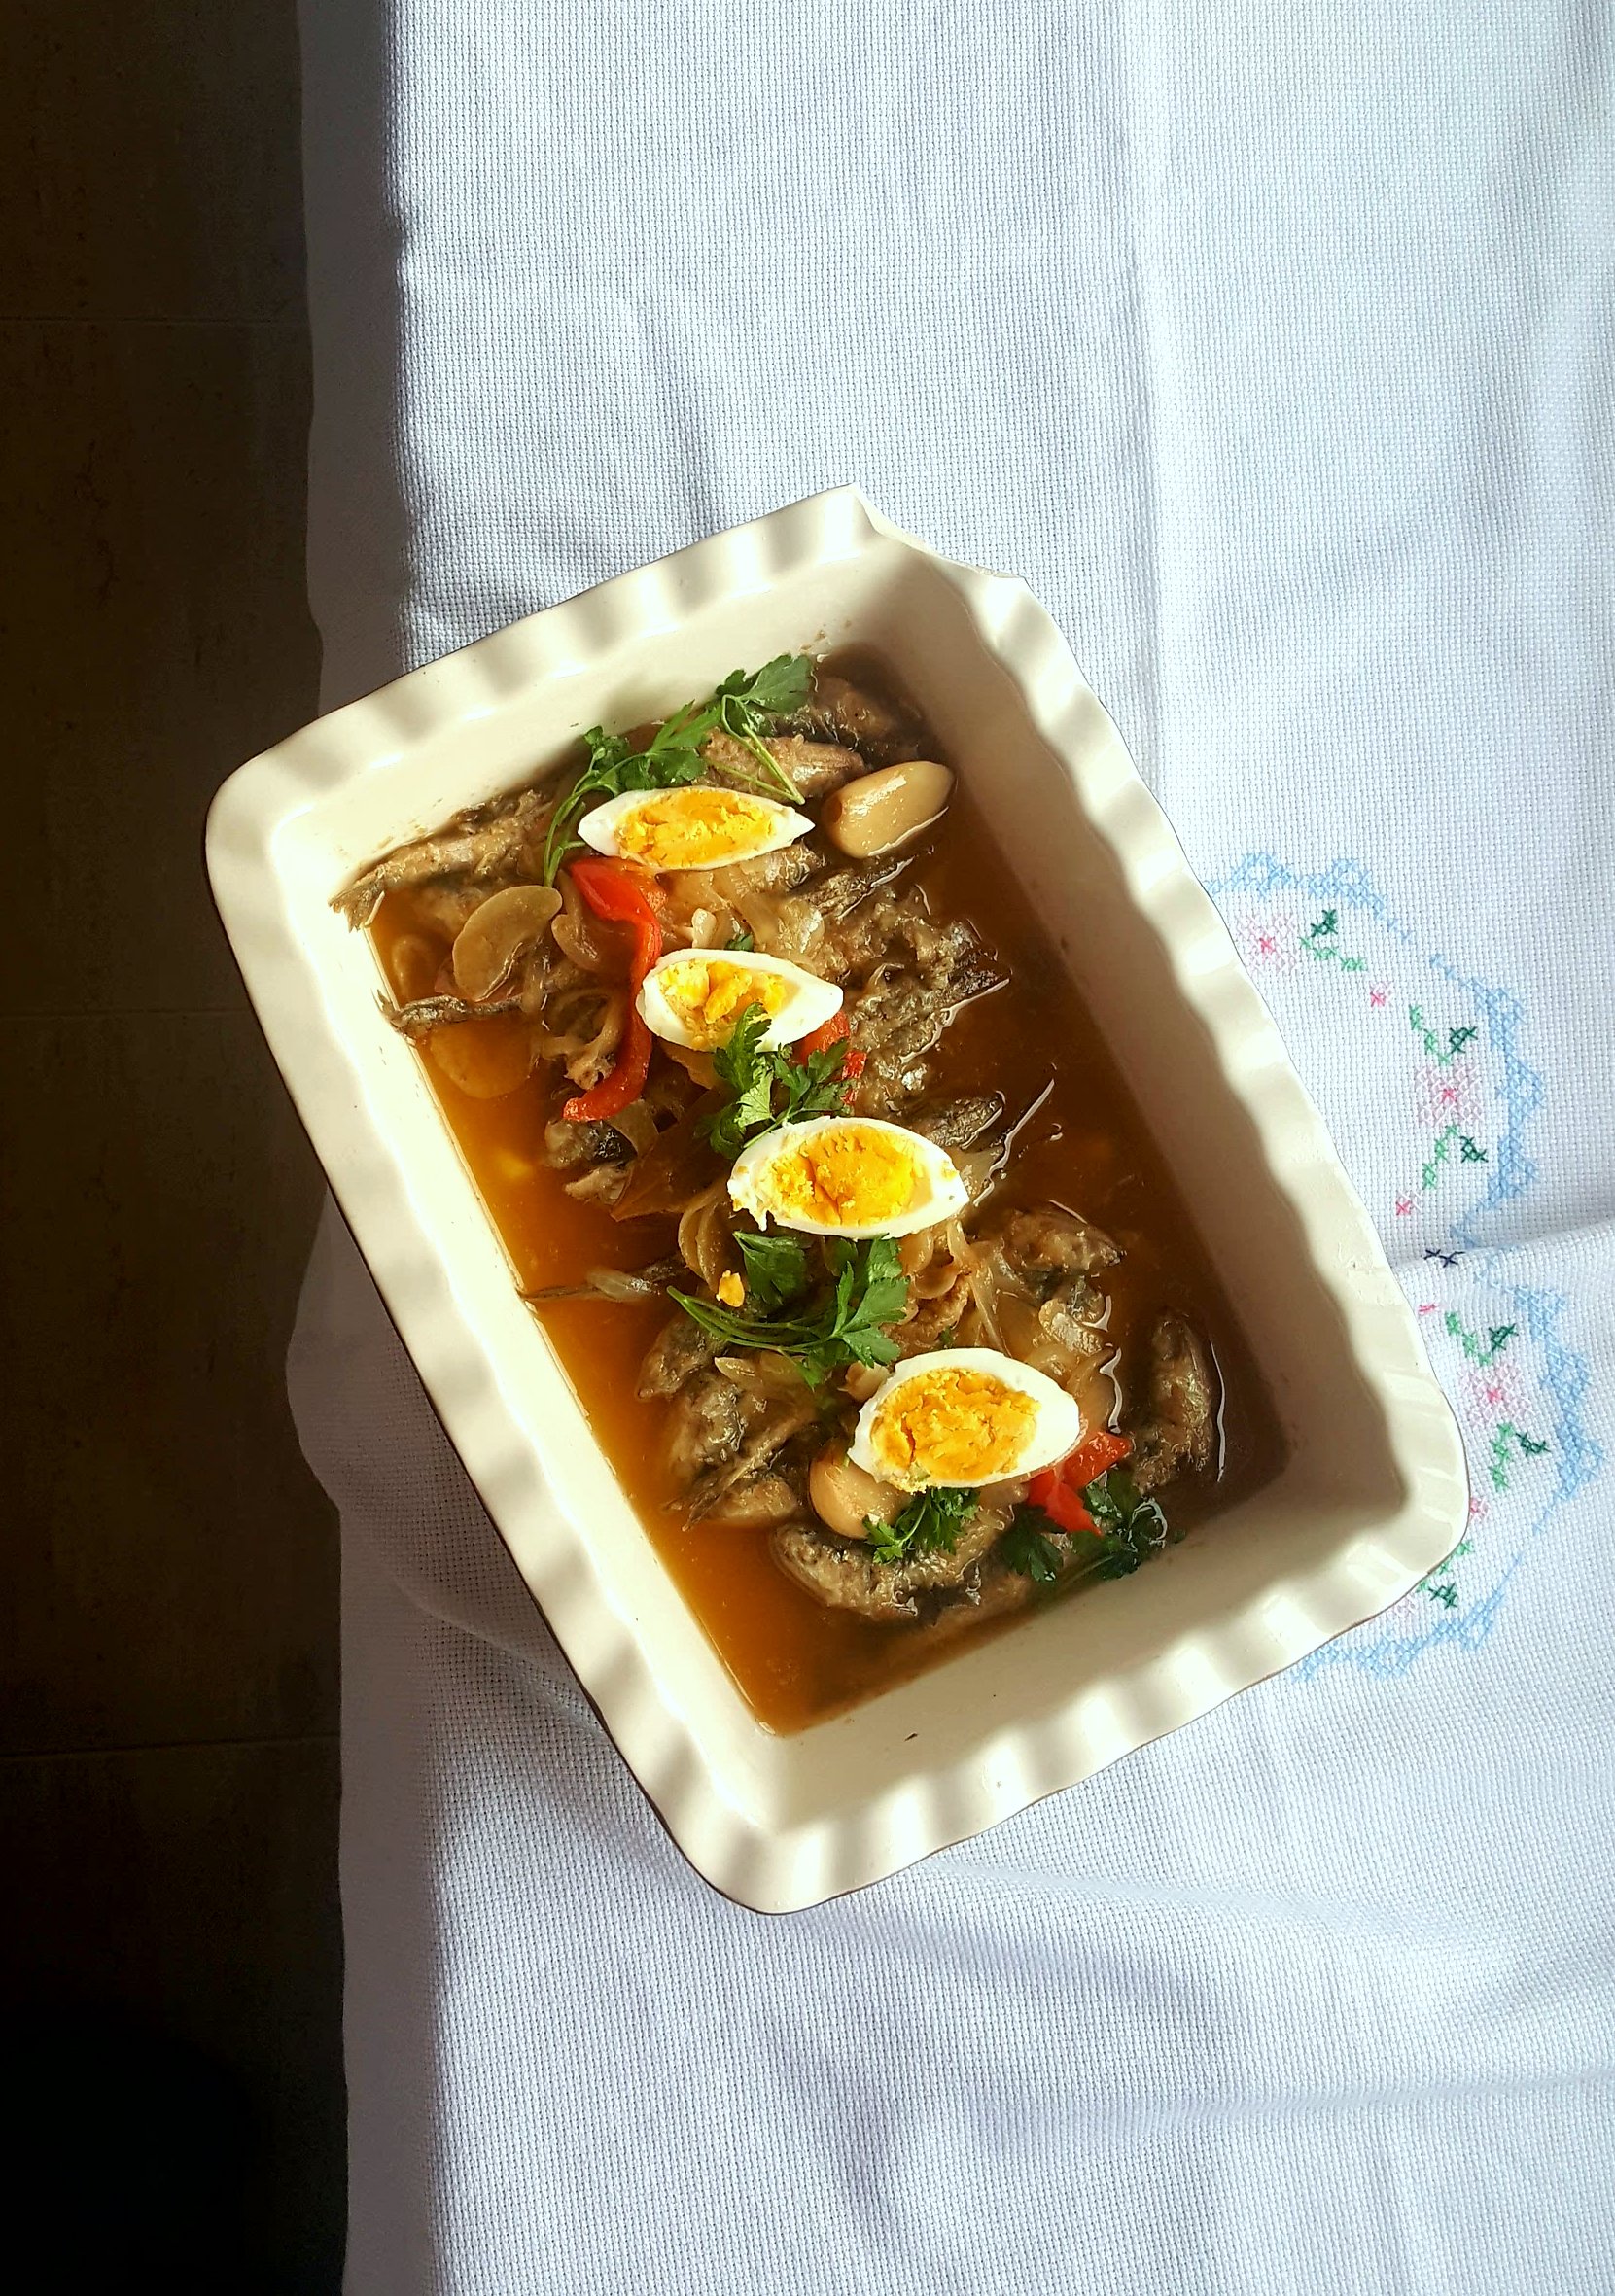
(657, 959), (791, 1048)
(765, 1126), (922, 1227)
(614, 788), (780, 870)
(869, 1368), (1039, 1485)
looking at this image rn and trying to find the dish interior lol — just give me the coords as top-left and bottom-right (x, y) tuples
(354, 646), (1287, 1730)
(212, 494), (1466, 1902)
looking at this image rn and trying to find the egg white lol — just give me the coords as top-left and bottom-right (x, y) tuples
(849, 1347), (1084, 1489)
(636, 950), (843, 1051)
(727, 1115), (969, 1240)
(576, 786), (813, 871)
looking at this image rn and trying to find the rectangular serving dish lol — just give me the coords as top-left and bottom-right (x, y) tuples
(208, 487), (1466, 1911)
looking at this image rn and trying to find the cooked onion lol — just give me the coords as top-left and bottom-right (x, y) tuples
(664, 1043), (719, 1089)
(451, 885), (561, 1002)
(678, 1185), (738, 1288)
(809, 1446), (901, 1539)
(583, 1262), (675, 1302)
(553, 873), (624, 975)
(564, 1164), (629, 1205)
(611, 1095), (727, 1220)
(899, 1220), (977, 1305)
(645, 1063), (698, 1119)
(609, 1097), (659, 1156)
(715, 1352), (811, 1399)
(534, 983), (625, 1086)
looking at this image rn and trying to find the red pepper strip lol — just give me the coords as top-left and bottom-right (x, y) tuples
(561, 861), (664, 1122)
(564, 1008), (653, 1124)
(1062, 1430), (1133, 1489)
(1028, 1432), (1134, 1536)
(794, 1010), (867, 1078)
(1026, 1469), (1096, 1536)
(567, 857), (665, 937)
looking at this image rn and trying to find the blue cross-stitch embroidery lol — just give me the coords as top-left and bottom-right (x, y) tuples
(1206, 855), (1601, 1679)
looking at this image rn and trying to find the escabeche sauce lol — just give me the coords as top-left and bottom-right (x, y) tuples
(367, 654), (1281, 1729)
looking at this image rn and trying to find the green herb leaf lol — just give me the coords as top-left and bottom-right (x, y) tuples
(697, 1000), (858, 1157)
(723, 653), (815, 720)
(999, 1509), (1065, 1584)
(1081, 1469), (1171, 1572)
(698, 1003), (777, 1157)
(777, 1039), (860, 1126)
(865, 1485), (977, 1568)
(1001, 1470), (1174, 1589)
(709, 656), (817, 799)
(724, 926), (755, 952)
(710, 1002), (772, 1094)
(670, 1234), (909, 1387)
(844, 1235), (908, 1337)
(733, 1230), (810, 1312)
(541, 656), (815, 879)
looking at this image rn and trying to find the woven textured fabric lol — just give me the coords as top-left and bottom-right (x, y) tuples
(293, 4), (1614, 2288)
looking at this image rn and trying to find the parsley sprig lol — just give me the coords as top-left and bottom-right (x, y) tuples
(732, 1230), (811, 1312)
(1002, 1469), (1173, 1586)
(698, 1003), (858, 1158)
(707, 655), (816, 791)
(865, 1485), (977, 1568)
(671, 1235), (908, 1388)
(541, 654), (814, 882)
(999, 1512), (1065, 1584)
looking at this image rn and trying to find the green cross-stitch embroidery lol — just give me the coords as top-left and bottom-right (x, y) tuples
(1421, 1126), (1460, 1190)
(1297, 910), (1368, 970)
(1418, 1129), (1486, 1190)
(1488, 1422), (1550, 1492)
(1445, 1312), (1517, 1366)
(1419, 1537), (1472, 1610)
(1409, 1005), (1480, 1067)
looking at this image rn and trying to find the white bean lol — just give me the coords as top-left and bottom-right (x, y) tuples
(809, 1447), (904, 1541)
(820, 759), (954, 856)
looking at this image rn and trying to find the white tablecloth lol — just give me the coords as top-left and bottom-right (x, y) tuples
(294, 5), (1614, 2288)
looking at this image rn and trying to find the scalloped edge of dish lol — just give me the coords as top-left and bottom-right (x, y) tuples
(208, 488), (1467, 1911)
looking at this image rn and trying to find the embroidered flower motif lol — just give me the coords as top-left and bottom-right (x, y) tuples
(1232, 906), (1306, 977)
(1205, 853), (1602, 1677)
(1462, 1356), (1528, 1426)
(1413, 1057), (1481, 1131)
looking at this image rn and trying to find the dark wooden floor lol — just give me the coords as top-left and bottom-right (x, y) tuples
(1, 8), (342, 2286)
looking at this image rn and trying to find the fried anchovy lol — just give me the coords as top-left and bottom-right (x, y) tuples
(521, 1256), (685, 1304)
(334, 788), (551, 925)
(382, 991), (522, 1038)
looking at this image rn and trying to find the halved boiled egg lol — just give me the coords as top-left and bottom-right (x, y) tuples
(728, 1116), (969, 1239)
(577, 785), (812, 872)
(849, 1347), (1083, 1491)
(637, 950), (842, 1052)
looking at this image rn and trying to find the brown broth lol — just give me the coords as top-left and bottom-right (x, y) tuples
(369, 672), (1282, 1731)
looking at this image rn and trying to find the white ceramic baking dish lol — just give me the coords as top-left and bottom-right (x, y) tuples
(208, 487), (1466, 1911)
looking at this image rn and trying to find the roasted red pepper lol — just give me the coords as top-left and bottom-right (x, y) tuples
(1029, 1431), (1133, 1535)
(1025, 1469), (1097, 1536)
(561, 860), (664, 1123)
(794, 1009), (867, 1078)
(1062, 1430), (1134, 1489)
(566, 857), (665, 940)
